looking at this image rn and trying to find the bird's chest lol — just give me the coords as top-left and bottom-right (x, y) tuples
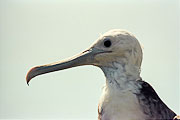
(98, 88), (145, 120)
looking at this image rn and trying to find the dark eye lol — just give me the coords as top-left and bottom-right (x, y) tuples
(104, 39), (111, 47)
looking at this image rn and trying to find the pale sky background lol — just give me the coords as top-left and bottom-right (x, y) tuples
(0, 0), (179, 119)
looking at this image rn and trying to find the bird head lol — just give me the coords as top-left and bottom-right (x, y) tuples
(26, 29), (142, 85)
(92, 29), (142, 68)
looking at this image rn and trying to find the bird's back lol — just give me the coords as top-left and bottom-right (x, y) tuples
(136, 80), (176, 120)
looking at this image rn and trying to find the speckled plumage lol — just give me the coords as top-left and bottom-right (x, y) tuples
(136, 80), (176, 120)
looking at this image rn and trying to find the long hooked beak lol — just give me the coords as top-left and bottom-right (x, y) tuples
(26, 48), (108, 85)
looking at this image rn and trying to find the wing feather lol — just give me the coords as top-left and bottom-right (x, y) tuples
(136, 80), (176, 120)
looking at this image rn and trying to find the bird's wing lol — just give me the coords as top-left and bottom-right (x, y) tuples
(136, 80), (177, 120)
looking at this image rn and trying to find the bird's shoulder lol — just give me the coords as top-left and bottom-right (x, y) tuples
(136, 80), (159, 100)
(135, 80), (177, 119)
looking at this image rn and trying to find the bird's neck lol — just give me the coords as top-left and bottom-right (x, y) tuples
(100, 60), (141, 91)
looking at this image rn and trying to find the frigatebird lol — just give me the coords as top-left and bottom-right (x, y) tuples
(26, 29), (177, 120)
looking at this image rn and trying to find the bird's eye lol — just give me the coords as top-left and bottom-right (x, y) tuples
(104, 39), (111, 48)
